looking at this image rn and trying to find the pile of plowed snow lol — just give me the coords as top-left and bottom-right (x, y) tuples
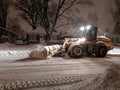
(73, 64), (120, 90)
(108, 47), (120, 55)
(0, 43), (40, 58)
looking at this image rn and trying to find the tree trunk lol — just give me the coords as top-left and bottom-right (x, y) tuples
(46, 33), (51, 42)
(44, 28), (52, 42)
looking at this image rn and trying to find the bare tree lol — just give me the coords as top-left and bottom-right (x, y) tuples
(0, 0), (10, 28)
(88, 12), (98, 25)
(12, 0), (94, 41)
(34, 0), (94, 41)
(11, 0), (39, 30)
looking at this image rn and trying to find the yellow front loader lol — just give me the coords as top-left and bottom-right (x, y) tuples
(62, 26), (113, 58)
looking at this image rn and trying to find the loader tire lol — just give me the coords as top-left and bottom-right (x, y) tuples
(95, 46), (107, 57)
(70, 45), (84, 58)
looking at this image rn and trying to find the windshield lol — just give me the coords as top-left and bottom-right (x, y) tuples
(81, 26), (97, 41)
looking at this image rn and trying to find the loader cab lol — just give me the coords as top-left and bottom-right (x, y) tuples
(85, 26), (98, 41)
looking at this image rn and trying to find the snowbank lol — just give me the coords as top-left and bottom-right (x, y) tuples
(29, 45), (62, 59)
(0, 50), (30, 57)
(0, 43), (36, 58)
(72, 64), (120, 90)
(108, 47), (120, 55)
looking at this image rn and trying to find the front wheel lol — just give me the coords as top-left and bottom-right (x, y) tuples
(95, 46), (107, 57)
(69, 45), (84, 58)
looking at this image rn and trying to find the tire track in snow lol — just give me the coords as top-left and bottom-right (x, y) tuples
(0, 74), (101, 90)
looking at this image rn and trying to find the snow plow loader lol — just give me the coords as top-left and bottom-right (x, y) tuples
(62, 26), (113, 58)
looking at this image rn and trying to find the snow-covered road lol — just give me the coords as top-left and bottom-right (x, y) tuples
(0, 43), (120, 90)
(0, 56), (120, 90)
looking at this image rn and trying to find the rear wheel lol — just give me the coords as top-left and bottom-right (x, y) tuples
(69, 45), (84, 58)
(95, 46), (107, 57)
